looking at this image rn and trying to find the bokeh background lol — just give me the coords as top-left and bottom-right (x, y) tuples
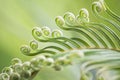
(0, 0), (119, 80)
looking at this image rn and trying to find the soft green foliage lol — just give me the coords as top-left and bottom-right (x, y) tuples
(0, 0), (120, 80)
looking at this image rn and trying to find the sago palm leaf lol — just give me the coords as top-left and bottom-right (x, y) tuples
(0, 0), (120, 80)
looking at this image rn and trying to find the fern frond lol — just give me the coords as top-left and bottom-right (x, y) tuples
(0, 0), (120, 80)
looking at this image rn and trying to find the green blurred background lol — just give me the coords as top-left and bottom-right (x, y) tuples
(0, 0), (119, 80)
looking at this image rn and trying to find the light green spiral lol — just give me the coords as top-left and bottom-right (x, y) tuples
(92, 1), (106, 13)
(63, 12), (76, 25)
(41, 27), (51, 38)
(30, 40), (38, 50)
(20, 45), (31, 54)
(51, 29), (63, 38)
(55, 16), (65, 27)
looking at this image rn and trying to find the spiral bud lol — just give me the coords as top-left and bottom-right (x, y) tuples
(20, 45), (31, 54)
(51, 30), (63, 38)
(13, 63), (23, 73)
(44, 58), (54, 66)
(30, 40), (38, 50)
(55, 16), (65, 27)
(2, 67), (13, 75)
(41, 27), (51, 37)
(32, 27), (42, 37)
(79, 8), (89, 18)
(21, 71), (31, 79)
(92, 1), (106, 13)
(99, 0), (106, 11)
(63, 12), (75, 25)
(10, 73), (20, 80)
(37, 55), (46, 63)
(11, 58), (22, 65)
(0, 73), (9, 80)
(22, 61), (31, 71)
(76, 16), (89, 24)
(76, 8), (89, 24)
(30, 58), (41, 71)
